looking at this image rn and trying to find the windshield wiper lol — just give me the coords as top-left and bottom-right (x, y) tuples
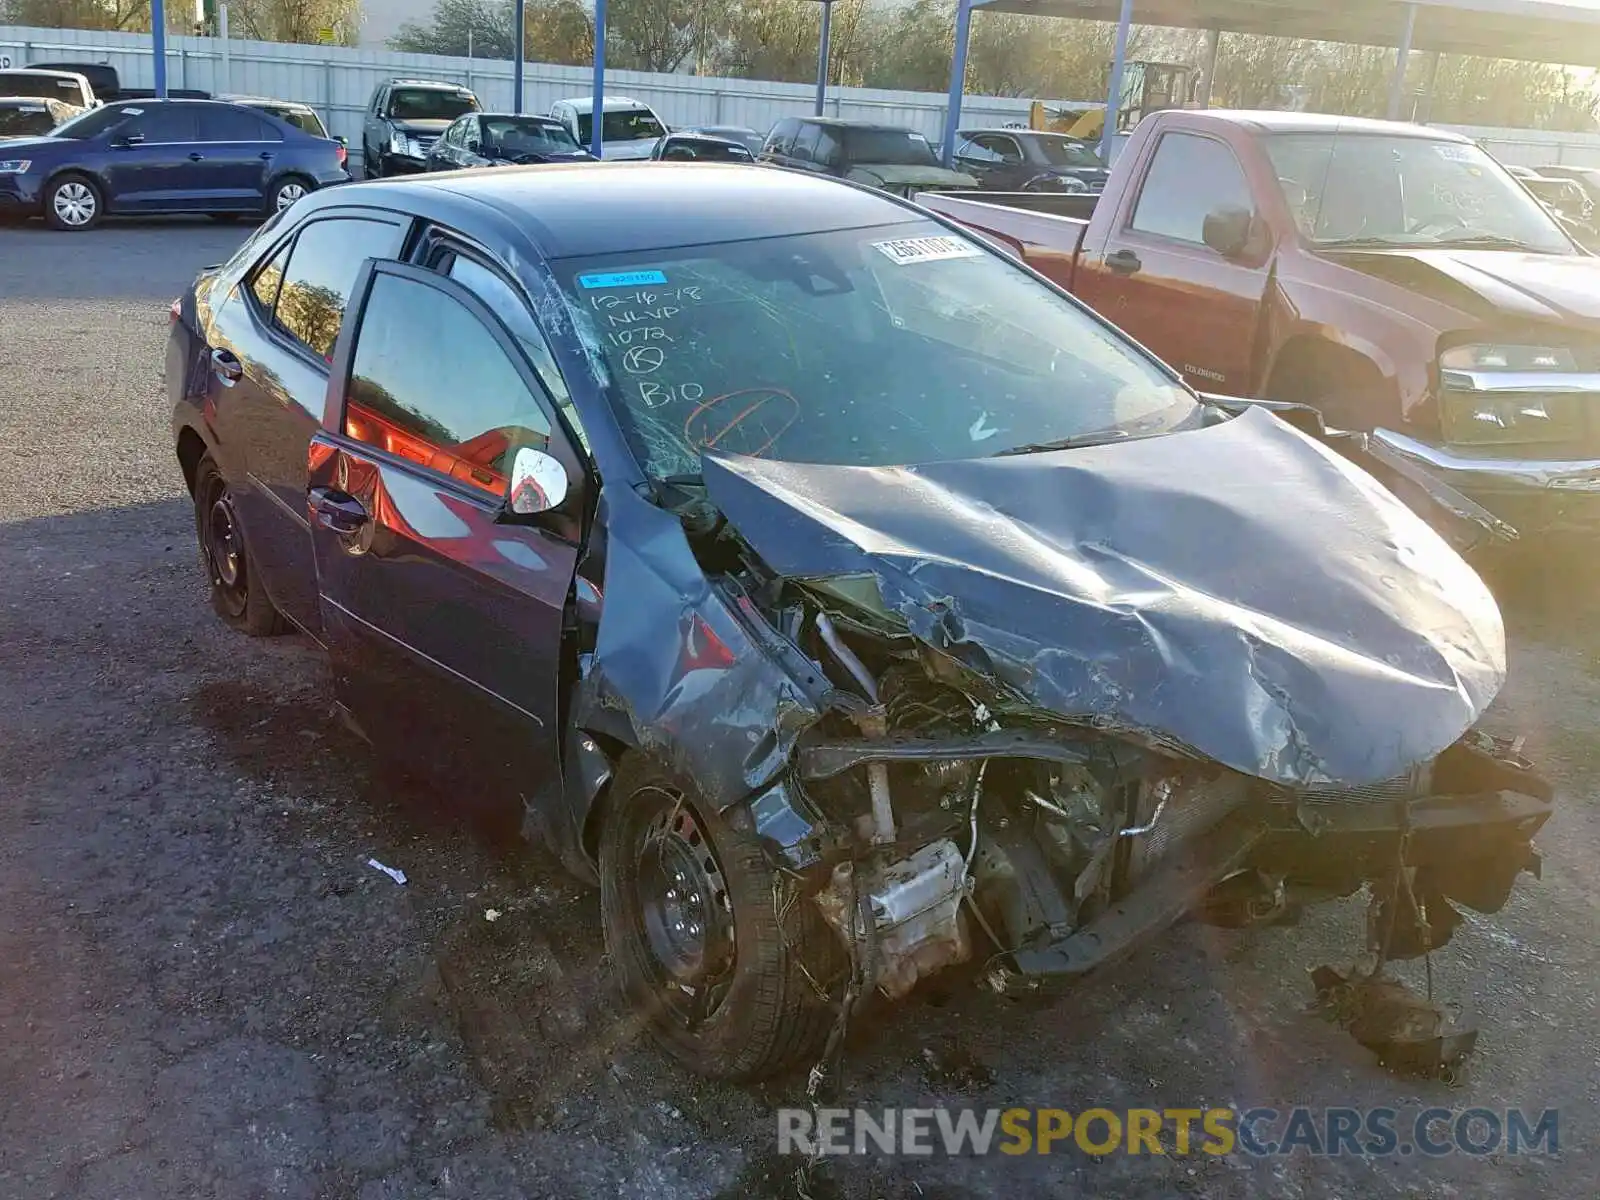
(993, 430), (1131, 457)
(1427, 234), (1543, 251)
(1315, 236), (1420, 250)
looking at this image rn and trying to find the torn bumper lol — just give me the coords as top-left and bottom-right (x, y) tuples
(1372, 426), (1600, 535)
(992, 788), (1551, 991)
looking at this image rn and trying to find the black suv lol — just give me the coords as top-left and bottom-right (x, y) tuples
(361, 78), (480, 179)
(758, 116), (975, 196)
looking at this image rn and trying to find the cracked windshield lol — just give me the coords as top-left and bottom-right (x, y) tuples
(556, 221), (1194, 478)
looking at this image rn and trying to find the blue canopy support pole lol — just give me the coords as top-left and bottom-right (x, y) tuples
(151, 0), (169, 97)
(814, 0), (832, 116)
(941, 0), (973, 167)
(1101, 0), (1133, 161)
(591, 0), (606, 157)
(1387, 1), (1417, 120)
(513, 0), (525, 113)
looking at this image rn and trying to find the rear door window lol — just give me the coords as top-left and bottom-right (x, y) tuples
(343, 272), (557, 498)
(269, 216), (408, 360)
(198, 106), (275, 142)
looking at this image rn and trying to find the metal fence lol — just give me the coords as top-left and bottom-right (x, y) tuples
(5, 23), (1600, 170)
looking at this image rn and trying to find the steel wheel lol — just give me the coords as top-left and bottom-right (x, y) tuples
(274, 180), (306, 211)
(51, 180), (97, 228)
(630, 785), (737, 1029)
(200, 472), (248, 620)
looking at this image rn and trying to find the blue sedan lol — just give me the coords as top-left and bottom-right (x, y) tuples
(0, 97), (349, 230)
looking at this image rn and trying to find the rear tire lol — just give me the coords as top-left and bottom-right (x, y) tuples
(598, 753), (838, 1081)
(43, 173), (103, 231)
(192, 452), (285, 637)
(266, 175), (311, 215)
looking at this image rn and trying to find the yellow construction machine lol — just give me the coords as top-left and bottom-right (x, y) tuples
(1028, 61), (1202, 141)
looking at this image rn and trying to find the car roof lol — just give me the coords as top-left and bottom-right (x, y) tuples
(341, 161), (922, 258)
(222, 94), (313, 110)
(958, 127), (1086, 140)
(792, 117), (918, 132)
(386, 78), (473, 91)
(478, 112), (561, 122)
(0, 67), (88, 80)
(1194, 110), (1472, 142)
(555, 95), (650, 113)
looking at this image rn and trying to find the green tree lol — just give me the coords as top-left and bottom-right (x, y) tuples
(390, 0), (592, 64)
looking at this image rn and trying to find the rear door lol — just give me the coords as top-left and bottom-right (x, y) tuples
(307, 259), (585, 813)
(103, 104), (198, 210)
(195, 105), (278, 210)
(1074, 129), (1269, 395)
(204, 210), (411, 636)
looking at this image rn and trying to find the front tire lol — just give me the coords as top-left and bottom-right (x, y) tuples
(43, 173), (103, 231)
(598, 753), (838, 1081)
(192, 452), (284, 636)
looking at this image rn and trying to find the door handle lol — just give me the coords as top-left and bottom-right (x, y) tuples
(308, 486), (370, 535)
(210, 347), (243, 384)
(188, 152), (204, 162)
(1106, 248), (1142, 275)
(259, 151), (275, 160)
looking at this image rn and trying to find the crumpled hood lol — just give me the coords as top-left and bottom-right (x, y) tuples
(1338, 247), (1600, 324)
(701, 407), (1506, 788)
(848, 163), (978, 189)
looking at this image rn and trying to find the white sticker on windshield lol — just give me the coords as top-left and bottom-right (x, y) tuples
(1435, 144), (1475, 162)
(122, 106), (143, 115)
(872, 235), (983, 266)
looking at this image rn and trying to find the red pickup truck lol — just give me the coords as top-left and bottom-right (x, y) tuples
(920, 110), (1600, 536)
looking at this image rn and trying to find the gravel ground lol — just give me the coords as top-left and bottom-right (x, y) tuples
(1, 217), (1597, 1200)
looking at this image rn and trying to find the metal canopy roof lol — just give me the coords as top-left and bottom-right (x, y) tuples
(972, 0), (1600, 65)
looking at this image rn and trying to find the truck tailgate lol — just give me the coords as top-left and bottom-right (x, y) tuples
(917, 192), (1090, 292)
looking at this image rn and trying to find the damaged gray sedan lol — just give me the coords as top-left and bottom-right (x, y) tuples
(172, 165), (1551, 1083)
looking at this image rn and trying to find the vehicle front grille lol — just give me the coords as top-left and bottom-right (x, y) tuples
(1301, 763), (1432, 806)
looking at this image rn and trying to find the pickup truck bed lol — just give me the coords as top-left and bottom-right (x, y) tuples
(919, 191), (1093, 290)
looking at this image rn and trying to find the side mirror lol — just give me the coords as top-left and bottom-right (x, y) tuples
(1202, 205), (1254, 258)
(335, 135), (347, 147)
(466, 139), (481, 154)
(508, 446), (568, 515)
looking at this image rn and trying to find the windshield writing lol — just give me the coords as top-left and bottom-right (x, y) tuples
(556, 222), (1193, 479)
(1265, 133), (1572, 252)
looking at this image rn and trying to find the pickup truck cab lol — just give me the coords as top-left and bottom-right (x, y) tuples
(921, 110), (1600, 535)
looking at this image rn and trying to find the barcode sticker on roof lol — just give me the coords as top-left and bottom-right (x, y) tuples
(872, 235), (983, 265)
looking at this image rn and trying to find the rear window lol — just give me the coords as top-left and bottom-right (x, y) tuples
(576, 108), (666, 144)
(387, 88), (477, 121)
(841, 127), (938, 167)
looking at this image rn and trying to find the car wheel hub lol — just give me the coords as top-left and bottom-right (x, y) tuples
(53, 182), (94, 226)
(634, 790), (735, 1021)
(205, 492), (242, 592)
(276, 183), (305, 211)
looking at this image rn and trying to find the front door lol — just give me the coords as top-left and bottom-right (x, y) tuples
(308, 260), (585, 823)
(103, 104), (198, 210)
(1075, 129), (1270, 396)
